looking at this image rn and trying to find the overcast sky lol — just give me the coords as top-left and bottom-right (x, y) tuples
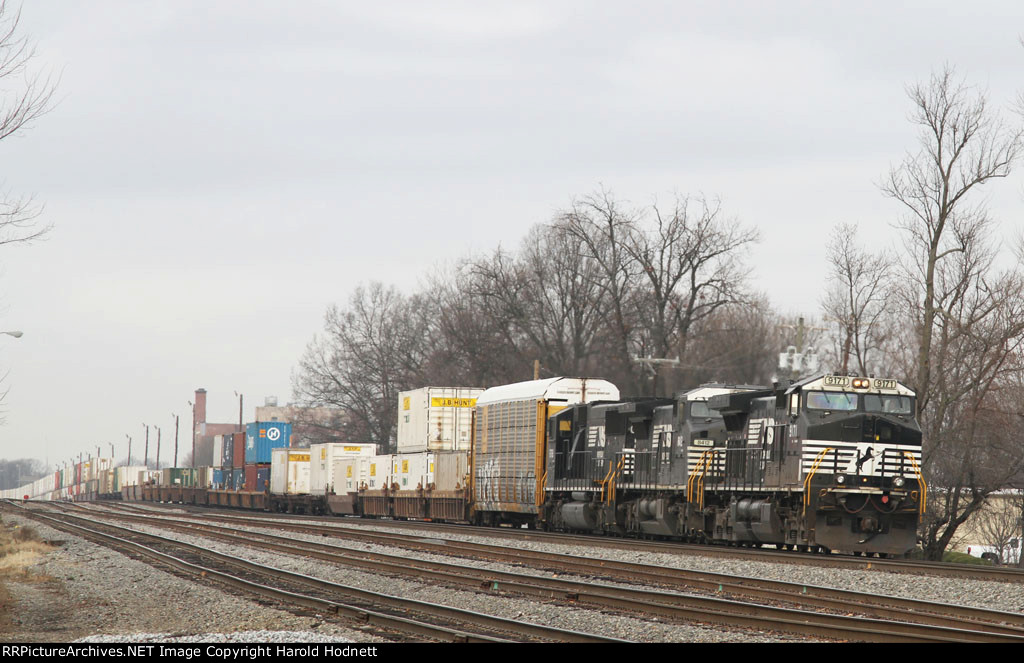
(2, 1), (1023, 469)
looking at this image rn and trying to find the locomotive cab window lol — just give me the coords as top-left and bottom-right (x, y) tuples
(864, 394), (913, 415)
(689, 401), (720, 419)
(805, 391), (858, 411)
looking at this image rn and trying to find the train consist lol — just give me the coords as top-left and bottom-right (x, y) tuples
(2, 373), (926, 556)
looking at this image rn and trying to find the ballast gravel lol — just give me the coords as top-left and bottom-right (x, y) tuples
(12, 503), (1024, 642)
(0, 511), (383, 644)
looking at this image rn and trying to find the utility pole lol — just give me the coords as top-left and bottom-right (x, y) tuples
(632, 355), (681, 397)
(143, 424), (150, 468)
(126, 435), (132, 466)
(172, 413), (179, 468)
(155, 426), (162, 471)
(189, 400), (196, 469)
(234, 391), (244, 430)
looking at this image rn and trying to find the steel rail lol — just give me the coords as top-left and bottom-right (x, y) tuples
(48, 501), (1024, 643)
(6, 503), (624, 643)
(102, 499), (1024, 583)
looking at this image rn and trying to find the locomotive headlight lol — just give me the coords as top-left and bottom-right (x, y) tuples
(894, 476), (905, 488)
(852, 378), (869, 389)
(836, 475), (846, 485)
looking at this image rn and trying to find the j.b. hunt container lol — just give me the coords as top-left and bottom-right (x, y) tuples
(397, 387), (483, 453)
(390, 451), (469, 490)
(309, 443), (377, 494)
(270, 449), (311, 495)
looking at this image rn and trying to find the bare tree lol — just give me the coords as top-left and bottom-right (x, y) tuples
(679, 294), (782, 386)
(883, 65), (1023, 416)
(293, 283), (429, 453)
(0, 1), (57, 248)
(625, 195), (759, 395)
(975, 488), (1024, 566)
(821, 222), (896, 376)
(883, 66), (1024, 559)
(559, 189), (645, 394)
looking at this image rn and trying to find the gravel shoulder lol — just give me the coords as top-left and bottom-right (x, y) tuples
(0, 511), (385, 643)
(9, 503), (1024, 643)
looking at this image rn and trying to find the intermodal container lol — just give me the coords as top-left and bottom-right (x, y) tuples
(270, 448), (311, 495)
(245, 422), (292, 464)
(244, 464), (271, 492)
(397, 386), (483, 453)
(231, 432), (245, 469)
(309, 443), (377, 495)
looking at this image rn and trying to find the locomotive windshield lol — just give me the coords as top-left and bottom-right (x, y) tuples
(805, 391), (858, 411)
(689, 401), (721, 418)
(864, 394), (914, 415)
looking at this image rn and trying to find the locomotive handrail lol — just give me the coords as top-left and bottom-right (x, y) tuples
(605, 454), (626, 505)
(802, 447), (835, 516)
(687, 450), (716, 510)
(598, 461), (610, 504)
(903, 451), (927, 515)
(686, 450), (710, 505)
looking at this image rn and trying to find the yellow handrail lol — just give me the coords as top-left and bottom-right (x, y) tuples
(606, 455), (626, 505)
(802, 447), (834, 516)
(598, 459), (614, 503)
(686, 450), (709, 504)
(687, 449), (716, 510)
(903, 451), (927, 515)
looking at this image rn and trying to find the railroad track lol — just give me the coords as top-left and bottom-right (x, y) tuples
(4, 502), (625, 644)
(103, 499), (1024, 583)
(38, 501), (1024, 643)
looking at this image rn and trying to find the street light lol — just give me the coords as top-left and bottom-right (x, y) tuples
(1, 331), (23, 338)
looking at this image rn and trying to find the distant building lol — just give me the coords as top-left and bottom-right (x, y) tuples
(254, 397), (350, 448)
(191, 388), (242, 467)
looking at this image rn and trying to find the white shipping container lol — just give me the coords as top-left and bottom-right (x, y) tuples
(393, 452), (434, 490)
(196, 467), (214, 489)
(270, 448), (311, 495)
(90, 458), (114, 482)
(331, 456), (372, 493)
(117, 466), (149, 487)
(212, 435), (225, 469)
(434, 451), (470, 491)
(309, 443), (377, 494)
(397, 387), (483, 453)
(138, 470), (160, 485)
(365, 454), (394, 490)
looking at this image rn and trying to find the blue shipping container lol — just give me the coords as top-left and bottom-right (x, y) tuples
(245, 421), (292, 464)
(212, 468), (225, 490)
(222, 438), (234, 468)
(232, 468), (245, 490)
(255, 466), (270, 493)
